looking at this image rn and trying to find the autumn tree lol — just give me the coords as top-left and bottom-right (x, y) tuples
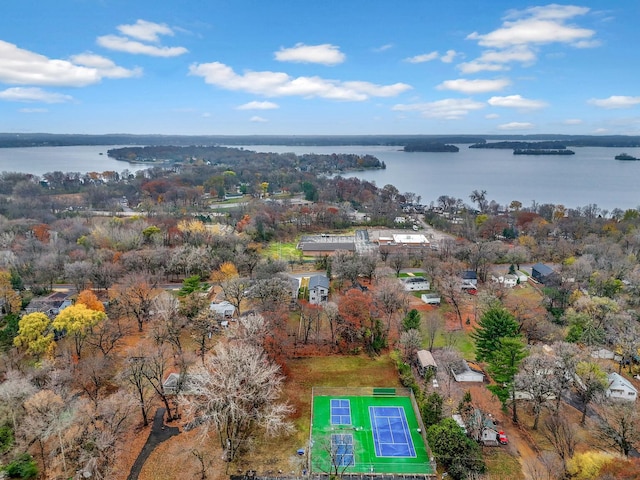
(52, 304), (107, 359)
(76, 289), (105, 312)
(0, 270), (21, 315)
(180, 342), (293, 470)
(14, 312), (54, 359)
(337, 289), (384, 353)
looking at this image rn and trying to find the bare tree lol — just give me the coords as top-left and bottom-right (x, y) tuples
(398, 329), (422, 362)
(110, 273), (160, 332)
(543, 412), (578, 476)
(220, 277), (251, 316)
(436, 260), (466, 329)
(596, 400), (640, 457)
(374, 277), (410, 334)
(424, 310), (443, 352)
(86, 315), (129, 357)
(0, 370), (36, 431)
(120, 350), (153, 427)
(180, 342), (293, 471)
(514, 351), (560, 429)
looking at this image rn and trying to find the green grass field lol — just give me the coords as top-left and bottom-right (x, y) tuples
(310, 392), (434, 475)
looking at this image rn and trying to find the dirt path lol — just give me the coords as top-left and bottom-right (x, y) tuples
(126, 408), (181, 480)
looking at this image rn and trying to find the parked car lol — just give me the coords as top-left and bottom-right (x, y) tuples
(498, 431), (508, 445)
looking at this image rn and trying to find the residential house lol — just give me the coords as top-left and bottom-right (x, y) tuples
(416, 349), (437, 376)
(401, 276), (431, 291)
(209, 301), (236, 318)
(606, 372), (638, 401)
(308, 274), (330, 304)
(531, 263), (556, 284)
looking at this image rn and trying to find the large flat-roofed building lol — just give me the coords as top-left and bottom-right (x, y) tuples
(297, 234), (356, 256)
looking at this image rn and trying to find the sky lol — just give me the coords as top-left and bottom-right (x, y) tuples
(1, 1), (639, 136)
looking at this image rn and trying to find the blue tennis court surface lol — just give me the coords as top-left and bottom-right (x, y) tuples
(330, 399), (352, 425)
(331, 434), (355, 466)
(369, 406), (416, 457)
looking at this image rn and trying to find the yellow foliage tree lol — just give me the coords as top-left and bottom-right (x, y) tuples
(0, 270), (21, 315)
(210, 261), (238, 284)
(76, 289), (105, 312)
(52, 304), (106, 359)
(566, 451), (613, 480)
(14, 312), (55, 358)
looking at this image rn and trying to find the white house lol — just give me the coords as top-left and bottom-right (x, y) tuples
(606, 372), (638, 401)
(401, 276), (431, 291)
(451, 360), (484, 383)
(209, 301), (236, 318)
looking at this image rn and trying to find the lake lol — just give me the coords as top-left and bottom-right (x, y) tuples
(241, 144), (640, 212)
(0, 143), (637, 212)
(0, 145), (148, 176)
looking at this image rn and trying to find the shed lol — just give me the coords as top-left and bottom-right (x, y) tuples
(416, 349), (437, 376)
(606, 372), (638, 401)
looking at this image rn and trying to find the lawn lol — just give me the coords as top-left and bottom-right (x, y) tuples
(263, 240), (303, 261)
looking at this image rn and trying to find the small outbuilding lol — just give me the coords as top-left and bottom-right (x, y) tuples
(416, 349), (437, 376)
(209, 301), (236, 318)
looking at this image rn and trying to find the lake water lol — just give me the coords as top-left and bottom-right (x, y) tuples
(242, 144), (640, 212)
(0, 145), (148, 176)
(0, 144), (637, 212)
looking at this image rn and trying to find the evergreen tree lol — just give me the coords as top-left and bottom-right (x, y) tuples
(471, 306), (520, 363)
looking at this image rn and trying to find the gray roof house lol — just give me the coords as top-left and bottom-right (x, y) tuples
(209, 301), (236, 318)
(308, 274), (330, 304)
(451, 360), (485, 383)
(416, 349), (437, 376)
(531, 263), (556, 284)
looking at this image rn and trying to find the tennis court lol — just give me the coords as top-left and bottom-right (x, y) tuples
(310, 389), (433, 475)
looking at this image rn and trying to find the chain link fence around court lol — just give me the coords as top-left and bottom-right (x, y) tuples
(309, 387), (436, 476)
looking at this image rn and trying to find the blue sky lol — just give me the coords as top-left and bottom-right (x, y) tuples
(1, 1), (638, 135)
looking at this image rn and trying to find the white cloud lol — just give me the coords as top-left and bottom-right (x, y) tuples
(117, 20), (174, 42)
(274, 43), (345, 65)
(201, 112), (211, 118)
(588, 96), (640, 109)
(392, 98), (485, 120)
(462, 5), (597, 73)
(189, 61), (412, 100)
(563, 118), (583, 125)
(0, 87), (73, 103)
(70, 53), (142, 79)
(468, 5), (595, 48)
(498, 121), (534, 130)
(488, 94), (547, 109)
(440, 50), (458, 63)
(405, 50), (458, 64)
(250, 116), (268, 123)
(437, 78), (511, 94)
(593, 128), (609, 134)
(485, 113), (500, 119)
(19, 108), (48, 113)
(457, 62), (507, 74)
(373, 44), (394, 52)
(405, 51), (439, 63)
(237, 101), (279, 110)
(0, 40), (100, 86)
(97, 35), (187, 57)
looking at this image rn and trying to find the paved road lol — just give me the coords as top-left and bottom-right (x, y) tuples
(126, 408), (181, 480)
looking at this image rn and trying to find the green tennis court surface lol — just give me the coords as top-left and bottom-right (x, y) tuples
(311, 393), (433, 475)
